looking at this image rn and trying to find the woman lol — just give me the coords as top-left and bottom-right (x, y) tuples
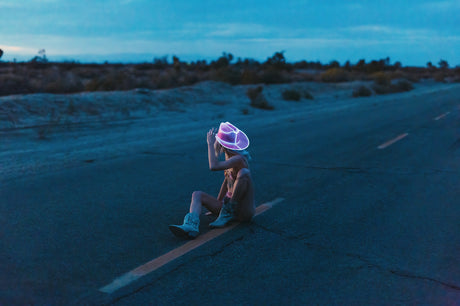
(169, 122), (255, 239)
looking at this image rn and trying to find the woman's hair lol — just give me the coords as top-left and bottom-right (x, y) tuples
(215, 141), (252, 162)
(228, 148), (252, 162)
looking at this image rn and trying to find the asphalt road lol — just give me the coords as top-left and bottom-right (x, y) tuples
(1, 86), (460, 305)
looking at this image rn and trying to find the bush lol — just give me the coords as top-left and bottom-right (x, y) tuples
(352, 86), (373, 97)
(371, 72), (391, 86)
(211, 67), (241, 85)
(246, 86), (274, 110)
(320, 68), (349, 82)
(240, 69), (260, 84)
(260, 68), (285, 84)
(0, 74), (32, 95)
(434, 72), (446, 82)
(44, 72), (84, 94)
(393, 80), (413, 92)
(373, 79), (413, 95)
(373, 84), (391, 95)
(251, 94), (274, 110)
(85, 71), (135, 91)
(246, 86), (263, 101)
(282, 89), (301, 101)
(303, 90), (314, 100)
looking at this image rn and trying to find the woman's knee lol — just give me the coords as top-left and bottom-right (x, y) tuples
(237, 168), (250, 179)
(192, 191), (202, 201)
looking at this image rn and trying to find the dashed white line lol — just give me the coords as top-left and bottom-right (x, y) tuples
(434, 112), (450, 121)
(378, 133), (409, 150)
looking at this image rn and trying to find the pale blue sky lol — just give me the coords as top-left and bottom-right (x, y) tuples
(0, 0), (458, 66)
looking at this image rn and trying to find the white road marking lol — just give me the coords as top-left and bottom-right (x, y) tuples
(434, 112), (450, 121)
(378, 133), (409, 149)
(99, 197), (285, 294)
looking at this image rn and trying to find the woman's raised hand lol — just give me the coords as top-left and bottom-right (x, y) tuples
(207, 128), (217, 144)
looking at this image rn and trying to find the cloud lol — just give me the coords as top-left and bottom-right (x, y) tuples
(0, 0), (57, 6)
(169, 23), (272, 40)
(207, 23), (271, 38)
(419, 0), (460, 13)
(0, 1), (20, 8)
(0, 44), (37, 54)
(419, 0), (460, 11)
(343, 25), (438, 41)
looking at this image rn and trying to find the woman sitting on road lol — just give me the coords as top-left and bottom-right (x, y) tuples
(169, 122), (255, 239)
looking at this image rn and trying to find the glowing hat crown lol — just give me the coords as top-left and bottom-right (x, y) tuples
(215, 122), (249, 151)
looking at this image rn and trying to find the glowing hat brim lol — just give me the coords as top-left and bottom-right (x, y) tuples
(215, 122), (250, 151)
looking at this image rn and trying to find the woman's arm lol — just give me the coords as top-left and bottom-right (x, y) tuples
(207, 129), (243, 171)
(207, 129), (219, 169)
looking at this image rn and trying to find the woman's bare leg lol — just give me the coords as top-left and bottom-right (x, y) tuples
(230, 168), (250, 203)
(190, 191), (222, 215)
(230, 168), (255, 221)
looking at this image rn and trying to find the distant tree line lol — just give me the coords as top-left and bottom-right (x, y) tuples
(0, 49), (458, 96)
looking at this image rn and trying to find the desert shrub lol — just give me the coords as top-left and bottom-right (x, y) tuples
(240, 69), (260, 84)
(251, 94), (274, 110)
(373, 79), (413, 95)
(85, 78), (102, 91)
(212, 67), (241, 85)
(352, 86), (373, 97)
(260, 68), (285, 84)
(73, 66), (101, 79)
(373, 84), (391, 95)
(56, 61), (80, 71)
(320, 68), (349, 82)
(265, 51), (287, 70)
(282, 89), (301, 101)
(182, 73), (200, 86)
(371, 72), (391, 86)
(45, 79), (83, 94)
(246, 86), (263, 101)
(393, 80), (413, 92)
(44, 72), (84, 94)
(298, 73), (315, 82)
(0, 74), (32, 96)
(405, 73), (422, 83)
(434, 72), (446, 82)
(135, 63), (155, 70)
(246, 86), (273, 110)
(302, 90), (314, 100)
(154, 70), (178, 89)
(85, 71), (135, 91)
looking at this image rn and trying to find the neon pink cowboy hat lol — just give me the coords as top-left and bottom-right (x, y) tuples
(215, 122), (250, 151)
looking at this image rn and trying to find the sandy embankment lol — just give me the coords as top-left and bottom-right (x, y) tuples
(0, 80), (457, 182)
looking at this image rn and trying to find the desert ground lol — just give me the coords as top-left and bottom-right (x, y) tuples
(1, 80), (460, 304)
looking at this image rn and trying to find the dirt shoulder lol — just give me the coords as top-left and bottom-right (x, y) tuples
(1, 80), (458, 183)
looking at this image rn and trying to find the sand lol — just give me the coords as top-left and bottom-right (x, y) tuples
(1, 80), (458, 183)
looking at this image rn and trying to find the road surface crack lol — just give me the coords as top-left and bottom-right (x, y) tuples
(255, 161), (460, 176)
(251, 222), (460, 292)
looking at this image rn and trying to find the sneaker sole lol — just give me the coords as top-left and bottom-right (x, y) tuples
(169, 225), (198, 239)
(209, 220), (234, 229)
